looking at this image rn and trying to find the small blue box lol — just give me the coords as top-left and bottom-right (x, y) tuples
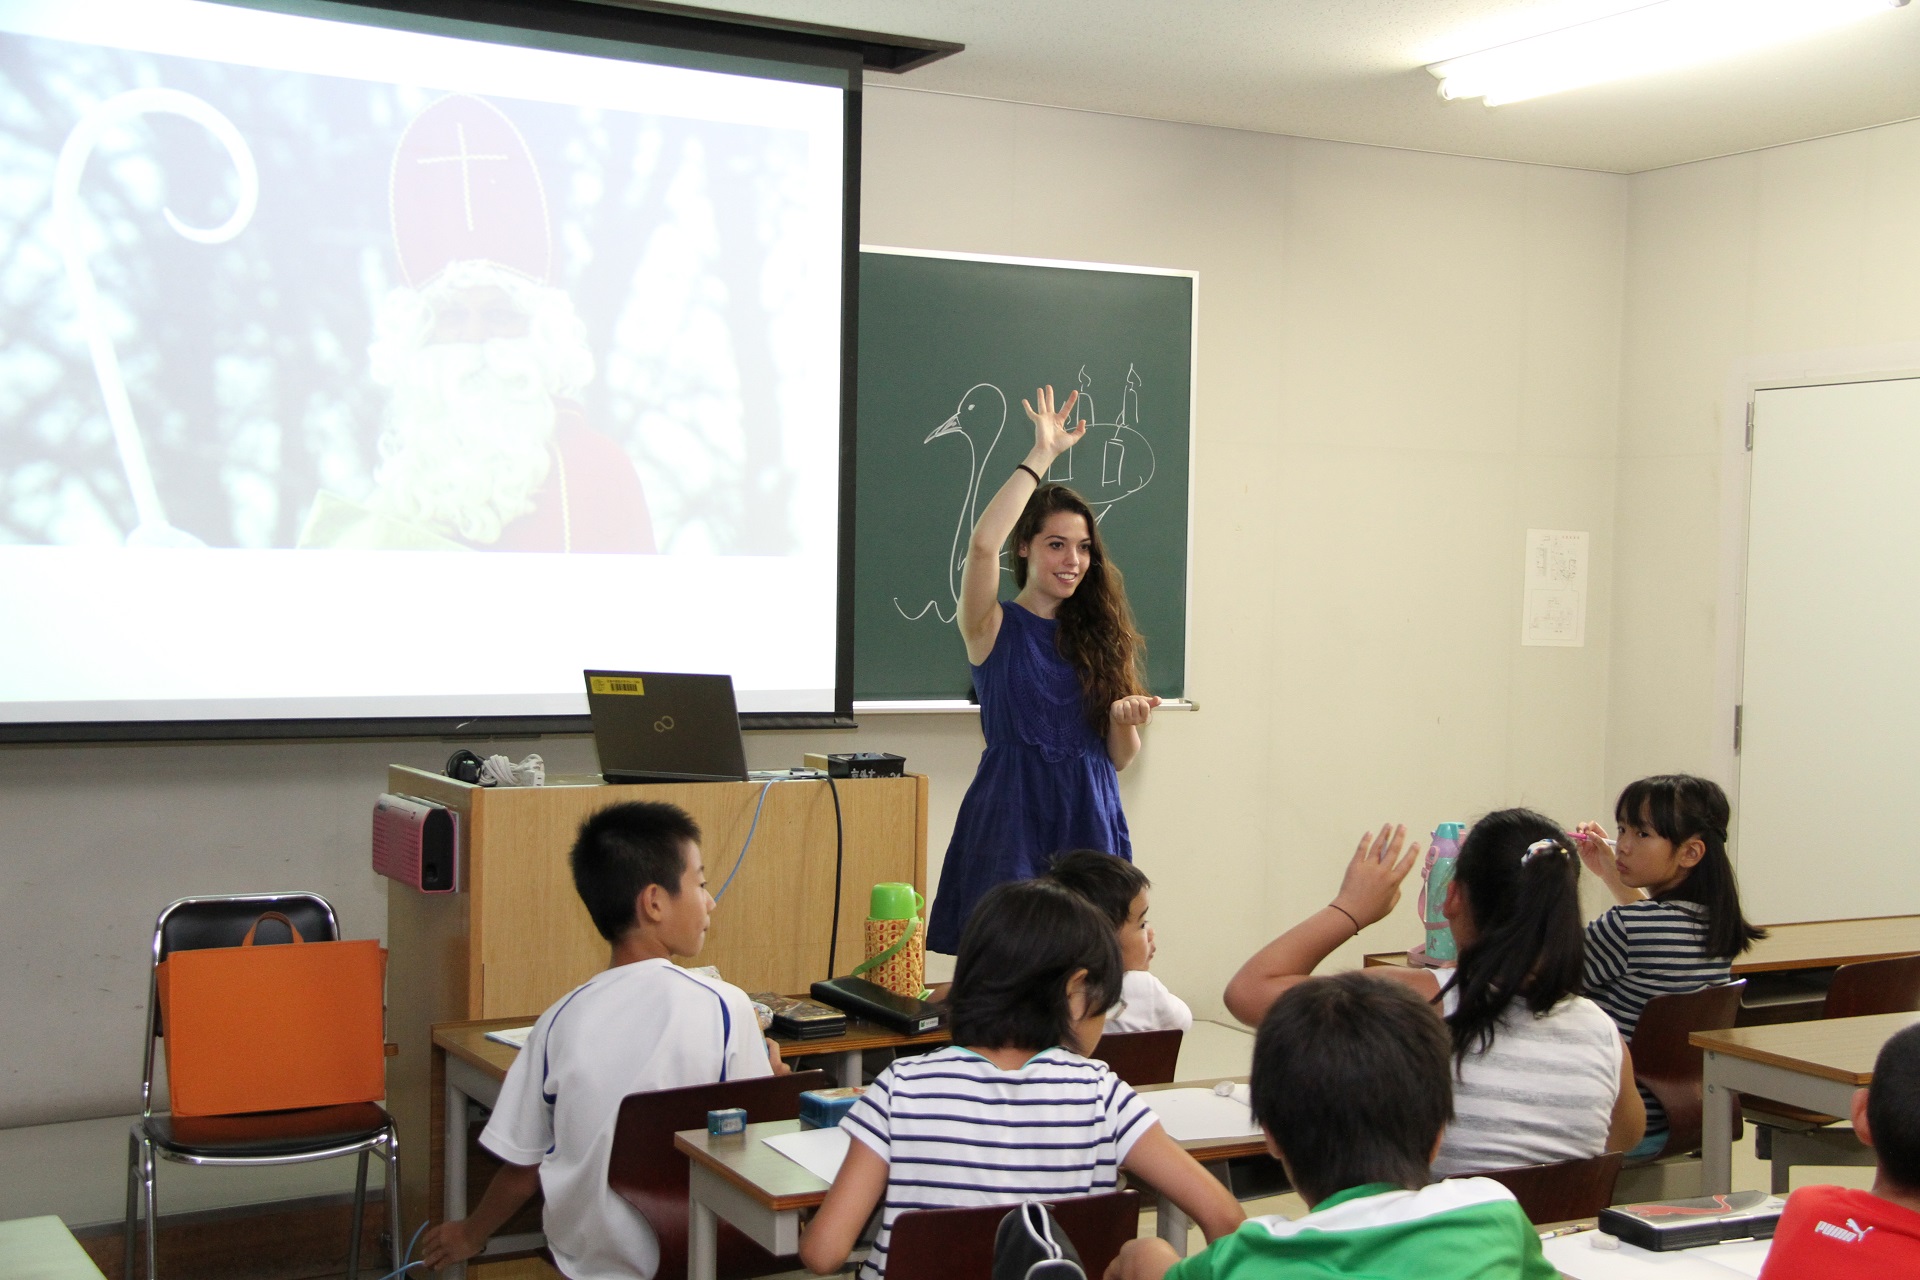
(706, 1107), (747, 1137)
(799, 1086), (865, 1129)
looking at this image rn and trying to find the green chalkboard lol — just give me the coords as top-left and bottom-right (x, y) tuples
(854, 249), (1193, 702)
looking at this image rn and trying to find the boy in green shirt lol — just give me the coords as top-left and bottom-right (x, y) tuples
(1108, 972), (1555, 1280)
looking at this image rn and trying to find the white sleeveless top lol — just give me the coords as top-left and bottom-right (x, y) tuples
(1431, 985), (1622, 1177)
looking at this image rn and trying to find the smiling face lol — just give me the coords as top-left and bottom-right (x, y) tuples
(1613, 805), (1703, 897)
(1017, 511), (1093, 604)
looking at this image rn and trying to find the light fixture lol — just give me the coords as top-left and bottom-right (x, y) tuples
(1428, 0), (1910, 106)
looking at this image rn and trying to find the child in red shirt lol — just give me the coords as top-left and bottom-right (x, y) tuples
(1759, 1022), (1920, 1278)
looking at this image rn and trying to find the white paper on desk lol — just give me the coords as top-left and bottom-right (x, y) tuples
(484, 1026), (534, 1049)
(764, 1127), (849, 1184)
(1140, 1088), (1262, 1142)
(1542, 1232), (1769, 1279)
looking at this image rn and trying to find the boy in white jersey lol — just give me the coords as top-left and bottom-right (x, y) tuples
(1110, 973), (1555, 1280)
(421, 801), (782, 1279)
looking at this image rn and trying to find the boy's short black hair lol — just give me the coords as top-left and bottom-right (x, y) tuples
(1870, 1022), (1920, 1191)
(1045, 849), (1151, 929)
(947, 879), (1124, 1054)
(569, 801), (700, 942)
(1249, 972), (1453, 1205)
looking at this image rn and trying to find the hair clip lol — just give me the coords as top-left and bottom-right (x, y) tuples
(1522, 838), (1568, 864)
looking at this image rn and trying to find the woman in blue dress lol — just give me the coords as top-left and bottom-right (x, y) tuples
(927, 385), (1161, 954)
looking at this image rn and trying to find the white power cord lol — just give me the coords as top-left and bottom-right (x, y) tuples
(477, 752), (544, 787)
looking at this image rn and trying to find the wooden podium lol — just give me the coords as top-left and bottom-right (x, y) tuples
(381, 765), (928, 1233)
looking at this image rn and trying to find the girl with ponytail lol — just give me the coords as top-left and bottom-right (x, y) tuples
(1225, 811), (1645, 1175)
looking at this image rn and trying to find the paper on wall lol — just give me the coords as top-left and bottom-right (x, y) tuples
(1522, 529), (1589, 647)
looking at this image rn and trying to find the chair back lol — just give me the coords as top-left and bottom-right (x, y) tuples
(1628, 980), (1745, 1159)
(606, 1070), (827, 1280)
(1089, 1029), (1182, 1086)
(141, 892), (340, 1115)
(884, 1190), (1141, 1280)
(1474, 1151), (1624, 1224)
(1823, 954), (1920, 1019)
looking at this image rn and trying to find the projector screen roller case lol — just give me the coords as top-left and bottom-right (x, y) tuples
(0, 0), (852, 734)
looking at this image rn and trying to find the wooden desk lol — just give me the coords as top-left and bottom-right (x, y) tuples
(1365, 913), (1920, 977)
(429, 1013), (950, 1280)
(0, 1217), (106, 1280)
(390, 768), (928, 1232)
(673, 1080), (1272, 1280)
(1692, 1011), (1920, 1194)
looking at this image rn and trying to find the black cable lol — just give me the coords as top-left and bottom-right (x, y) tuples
(824, 772), (845, 977)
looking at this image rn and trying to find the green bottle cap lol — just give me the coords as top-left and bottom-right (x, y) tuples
(1434, 822), (1466, 841)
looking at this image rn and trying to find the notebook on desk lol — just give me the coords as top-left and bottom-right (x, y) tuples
(585, 670), (749, 783)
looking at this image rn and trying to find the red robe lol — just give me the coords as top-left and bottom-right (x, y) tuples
(490, 405), (656, 553)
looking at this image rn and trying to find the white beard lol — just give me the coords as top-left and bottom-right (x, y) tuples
(368, 339), (561, 545)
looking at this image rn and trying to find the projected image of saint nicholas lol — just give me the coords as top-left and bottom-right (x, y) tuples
(302, 94), (656, 552)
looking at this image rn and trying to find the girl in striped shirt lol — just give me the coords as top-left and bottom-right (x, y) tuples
(799, 879), (1243, 1280)
(1574, 774), (1766, 1155)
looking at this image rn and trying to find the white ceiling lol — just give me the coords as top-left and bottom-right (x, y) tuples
(712, 0), (1920, 173)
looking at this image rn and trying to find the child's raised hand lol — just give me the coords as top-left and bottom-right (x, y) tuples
(1330, 824), (1422, 930)
(1572, 821), (1621, 883)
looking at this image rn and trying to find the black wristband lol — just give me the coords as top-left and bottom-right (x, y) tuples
(1328, 904), (1362, 936)
(1016, 463), (1042, 484)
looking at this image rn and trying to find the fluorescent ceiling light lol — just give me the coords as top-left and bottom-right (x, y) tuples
(1429, 0), (1909, 106)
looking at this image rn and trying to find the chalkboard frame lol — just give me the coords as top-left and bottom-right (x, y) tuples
(852, 246), (1197, 710)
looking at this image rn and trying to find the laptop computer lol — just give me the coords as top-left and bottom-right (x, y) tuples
(584, 670), (749, 783)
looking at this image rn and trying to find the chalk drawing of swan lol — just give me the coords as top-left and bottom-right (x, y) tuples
(892, 382), (1007, 623)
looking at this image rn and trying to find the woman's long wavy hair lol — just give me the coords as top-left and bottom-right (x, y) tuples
(1441, 808), (1586, 1069)
(1010, 483), (1146, 731)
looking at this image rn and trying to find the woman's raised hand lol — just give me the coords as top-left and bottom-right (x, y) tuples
(1109, 694), (1161, 727)
(1331, 825), (1422, 930)
(1021, 385), (1088, 461)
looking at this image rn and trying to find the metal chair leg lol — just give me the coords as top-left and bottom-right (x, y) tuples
(124, 1127), (142, 1280)
(140, 1136), (159, 1280)
(347, 1149), (369, 1280)
(384, 1126), (405, 1272)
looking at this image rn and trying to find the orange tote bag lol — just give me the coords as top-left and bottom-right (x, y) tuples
(156, 911), (387, 1116)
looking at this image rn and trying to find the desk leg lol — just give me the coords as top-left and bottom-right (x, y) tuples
(836, 1048), (863, 1087)
(445, 1076), (469, 1280)
(1701, 1052), (1733, 1196)
(689, 1192), (720, 1280)
(1155, 1194), (1191, 1256)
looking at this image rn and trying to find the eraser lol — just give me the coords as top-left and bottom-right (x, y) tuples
(707, 1107), (747, 1137)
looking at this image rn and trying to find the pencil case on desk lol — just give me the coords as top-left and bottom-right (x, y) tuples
(1598, 1191), (1785, 1251)
(799, 1086), (865, 1129)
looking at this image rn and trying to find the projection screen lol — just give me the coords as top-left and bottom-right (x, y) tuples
(0, 0), (858, 738)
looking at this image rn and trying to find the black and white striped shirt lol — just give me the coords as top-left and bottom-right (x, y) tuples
(840, 1045), (1155, 1280)
(1583, 898), (1731, 1040)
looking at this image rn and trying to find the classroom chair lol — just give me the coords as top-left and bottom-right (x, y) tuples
(1090, 1029), (1183, 1086)
(883, 1190), (1141, 1280)
(1743, 953), (1920, 1192)
(1475, 1151), (1625, 1225)
(1626, 981), (1747, 1163)
(605, 1069), (828, 1280)
(125, 892), (401, 1280)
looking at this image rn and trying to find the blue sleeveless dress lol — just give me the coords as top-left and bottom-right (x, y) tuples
(927, 601), (1132, 954)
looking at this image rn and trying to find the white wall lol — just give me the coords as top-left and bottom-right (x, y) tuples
(0, 86), (1632, 1222)
(1609, 117), (1920, 810)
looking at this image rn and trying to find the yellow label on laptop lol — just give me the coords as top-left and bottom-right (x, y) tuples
(590, 676), (645, 696)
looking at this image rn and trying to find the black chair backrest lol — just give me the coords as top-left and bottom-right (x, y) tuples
(885, 1190), (1141, 1280)
(1628, 980), (1746, 1158)
(1090, 1030), (1182, 1087)
(1824, 954), (1920, 1020)
(157, 894), (337, 962)
(1475, 1151), (1625, 1224)
(607, 1070), (828, 1280)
